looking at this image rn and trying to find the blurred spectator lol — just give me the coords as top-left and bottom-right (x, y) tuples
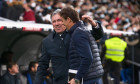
(1, 0), (24, 21)
(26, 61), (49, 84)
(22, 3), (36, 22)
(121, 60), (133, 84)
(0, 62), (20, 84)
(26, 61), (41, 84)
(1, 1), (8, 18)
(0, 0), (3, 16)
(0, 0), (139, 28)
(0, 51), (14, 65)
(106, 25), (113, 30)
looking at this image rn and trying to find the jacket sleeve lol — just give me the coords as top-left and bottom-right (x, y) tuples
(34, 40), (50, 84)
(73, 31), (93, 80)
(90, 21), (104, 40)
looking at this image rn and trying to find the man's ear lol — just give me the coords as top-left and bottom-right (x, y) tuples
(8, 68), (11, 72)
(67, 17), (72, 23)
(31, 67), (35, 72)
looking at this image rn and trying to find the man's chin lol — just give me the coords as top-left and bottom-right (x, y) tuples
(56, 31), (63, 34)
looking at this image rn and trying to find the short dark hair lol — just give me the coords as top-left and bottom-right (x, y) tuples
(28, 61), (38, 71)
(60, 7), (80, 23)
(7, 62), (17, 70)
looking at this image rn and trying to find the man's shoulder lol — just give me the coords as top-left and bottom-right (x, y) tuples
(0, 73), (11, 83)
(74, 26), (89, 36)
(43, 32), (53, 42)
(1, 72), (9, 79)
(72, 27), (89, 41)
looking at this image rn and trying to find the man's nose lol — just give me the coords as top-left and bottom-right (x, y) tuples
(55, 21), (59, 25)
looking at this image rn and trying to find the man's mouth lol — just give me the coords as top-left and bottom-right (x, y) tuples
(55, 24), (64, 28)
(55, 26), (61, 29)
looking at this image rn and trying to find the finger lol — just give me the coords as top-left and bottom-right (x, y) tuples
(82, 15), (89, 19)
(82, 16), (87, 20)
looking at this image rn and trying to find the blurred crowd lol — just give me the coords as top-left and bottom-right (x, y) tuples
(0, 0), (140, 32)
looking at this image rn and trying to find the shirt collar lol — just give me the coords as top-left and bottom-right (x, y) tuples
(52, 30), (68, 38)
(69, 21), (82, 34)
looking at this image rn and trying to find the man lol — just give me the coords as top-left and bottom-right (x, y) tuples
(101, 36), (127, 84)
(0, 62), (20, 84)
(35, 9), (103, 84)
(26, 61), (52, 84)
(34, 9), (69, 84)
(60, 7), (104, 84)
(26, 61), (45, 84)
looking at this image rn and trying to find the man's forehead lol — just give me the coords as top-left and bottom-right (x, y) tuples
(52, 14), (61, 19)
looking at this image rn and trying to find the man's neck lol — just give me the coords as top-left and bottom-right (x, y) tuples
(9, 72), (16, 75)
(68, 23), (76, 30)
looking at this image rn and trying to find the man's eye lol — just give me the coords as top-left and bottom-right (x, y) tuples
(52, 21), (56, 23)
(58, 19), (62, 22)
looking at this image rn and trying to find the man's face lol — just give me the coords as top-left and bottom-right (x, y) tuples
(34, 63), (38, 72)
(9, 64), (19, 74)
(61, 17), (71, 30)
(61, 17), (68, 29)
(31, 63), (38, 72)
(52, 14), (66, 34)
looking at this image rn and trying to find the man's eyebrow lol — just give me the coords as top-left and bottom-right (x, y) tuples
(58, 19), (62, 20)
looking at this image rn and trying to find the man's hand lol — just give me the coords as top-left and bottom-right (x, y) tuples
(82, 15), (97, 27)
(68, 78), (76, 84)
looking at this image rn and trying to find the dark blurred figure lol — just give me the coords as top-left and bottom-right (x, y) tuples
(0, 51), (14, 65)
(0, 0), (3, 16)
(137, 29), (140, 48)
(26, 61), (51, 84)
(121, 60), (132, 84)
(26, 61), (40, 84)
(1, 1), (8, 18)
(0, 62), (20, 84)
(1, 0), (24, 21)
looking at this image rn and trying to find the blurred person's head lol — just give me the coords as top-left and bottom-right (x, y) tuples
(22, 3), (31, 11)
(121, 16), (127, 25)
(60, 7), (80, 30)
(28, 61), (38, 72)
(100, 13), (105, 19)
(72, 1), (79, 8)
(7, 62), (19, 75)
(57, 1), (65, 9)
(112, 23), (118, 30)
(80, 3), (89, 14)
(106, 25), (113, 30)
(52, 1), (65, 9)
(65, 1), (72, 6)
(105, 14), (111, 22)
(51, 9), (66, 34)
(126, 26), (133, 32)
(73, 1), (80, 13)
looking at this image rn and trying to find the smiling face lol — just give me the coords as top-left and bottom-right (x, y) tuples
(61, 17), (69, 29)
(52, 14), (66, 34)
